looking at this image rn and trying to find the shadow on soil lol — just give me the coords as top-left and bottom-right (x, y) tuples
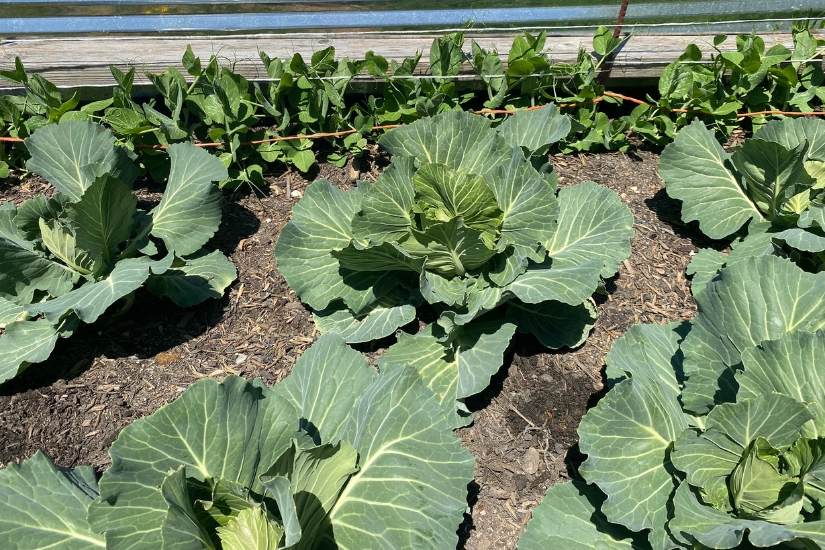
(0, 199), (260, 396)
(456, 328), (607, 548)
(456, 480), (482, 549)
(644, 189), (731, 251)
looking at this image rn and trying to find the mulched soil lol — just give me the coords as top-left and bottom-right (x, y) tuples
(0, 144), (709, 549)
(455, 149), (712, 549)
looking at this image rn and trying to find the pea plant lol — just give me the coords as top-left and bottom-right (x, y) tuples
(639, 26), (825, 145)
(1, 26), (823, 183)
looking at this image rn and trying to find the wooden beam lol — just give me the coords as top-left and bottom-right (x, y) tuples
(0, 32), (799, 99)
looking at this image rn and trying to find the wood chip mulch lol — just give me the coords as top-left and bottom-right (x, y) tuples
(0, 146), (707, 550)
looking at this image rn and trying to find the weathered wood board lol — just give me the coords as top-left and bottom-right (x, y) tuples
(0, 32), (799, 99)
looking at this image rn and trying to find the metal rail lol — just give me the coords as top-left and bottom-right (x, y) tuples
(1, 0), (822, 36)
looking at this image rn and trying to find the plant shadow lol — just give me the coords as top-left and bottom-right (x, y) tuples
(644, 189), (731, 251)
(0, 199), (260, 395)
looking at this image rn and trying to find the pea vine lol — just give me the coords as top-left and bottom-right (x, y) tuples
(0, 23), (823, 186)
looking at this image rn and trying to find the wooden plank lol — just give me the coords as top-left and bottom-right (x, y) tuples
(0, 32), (799, 99)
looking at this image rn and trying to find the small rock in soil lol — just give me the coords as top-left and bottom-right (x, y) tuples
(488, 487), (512, 500)
(521, 448), (541, 475)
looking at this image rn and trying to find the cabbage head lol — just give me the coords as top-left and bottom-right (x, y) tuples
(275, 106), (634, 417)
(0, 334), (474, 550)
(659, 118), (825, 294)
(0, 120), (236, 385)
(520, 256), (825, 550)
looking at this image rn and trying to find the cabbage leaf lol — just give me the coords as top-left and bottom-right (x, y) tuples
(0, 121), (236, 384)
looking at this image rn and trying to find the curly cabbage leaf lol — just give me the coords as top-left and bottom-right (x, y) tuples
(24, 120), (138, 202)
(578, 322), (691, 550)
(378, 318), (516, 427)
(0, 451), (104, 549)
(518, 481), (643, 550)
(660, 118), (825, 291)
(275, 106), (633, 398)
(681, 255), (825, 414)
(0, 121), (235, 384)
(521, 257), (825, 550)
(0, 334), (474, 550)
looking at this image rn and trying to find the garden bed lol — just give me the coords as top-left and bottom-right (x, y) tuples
(0, 145), (703, 549)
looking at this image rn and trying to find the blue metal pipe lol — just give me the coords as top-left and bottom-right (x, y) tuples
(0, 0), (822, 35)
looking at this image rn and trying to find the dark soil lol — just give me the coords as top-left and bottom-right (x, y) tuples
(0, 146), (703, 549)
(0, 154), (385, 470)
(452, 149), (704, 549)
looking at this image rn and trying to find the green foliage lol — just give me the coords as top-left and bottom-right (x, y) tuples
(2, 27), (821, 182)
(519, 481), (643, 550)
(653, 29), (825, 138)
(469, 28), (631, 153)
(0, 334), (475, 549)
(519, 256), (825, 550)
(0, 120), (236, 384)
(275, 106), (633, 418)
(659, 117), (825, 292)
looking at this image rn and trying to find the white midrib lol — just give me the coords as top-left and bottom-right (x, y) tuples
(330, 436), (415, 520)
(27, 525), (105, 548)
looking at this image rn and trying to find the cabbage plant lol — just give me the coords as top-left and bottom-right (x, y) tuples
(275, 106), (634, 415)
(519, 255), (825, 550)
(0, 120), (237, 384)
(0, 334), (474, 549)
(659, 118), (825, 293)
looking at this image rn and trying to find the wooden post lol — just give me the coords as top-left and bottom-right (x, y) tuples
(598, 0), (630, 86)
